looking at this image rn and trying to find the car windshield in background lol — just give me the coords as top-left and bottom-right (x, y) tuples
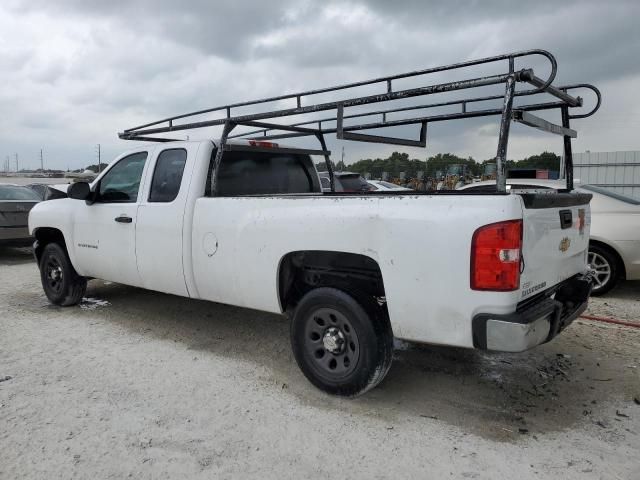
(581, 185), (640, 205)
(0, 185), (42, 201)
(379, 181), (399, 189)
(339, 175), (373, 192)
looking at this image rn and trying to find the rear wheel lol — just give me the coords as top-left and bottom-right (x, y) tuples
(587, 245), (619, 296)
(39, 243), (87, 306)
(290, 287), (393, 396)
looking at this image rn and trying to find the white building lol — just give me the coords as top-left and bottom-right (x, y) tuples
(572, 151), (640, 199)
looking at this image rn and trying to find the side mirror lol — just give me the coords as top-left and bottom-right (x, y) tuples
(68, 182), (91, 200)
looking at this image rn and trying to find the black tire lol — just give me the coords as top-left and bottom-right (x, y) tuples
(290, 287), (393, 397)
(39, 243), (87, 306)
(588, 244), (620, 296)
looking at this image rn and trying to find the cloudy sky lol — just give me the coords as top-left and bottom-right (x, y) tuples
(1, 0), (639, 170)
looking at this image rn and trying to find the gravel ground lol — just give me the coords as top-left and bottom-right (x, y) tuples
(586, 282), (640, 323)
(1, 246), (639, 479)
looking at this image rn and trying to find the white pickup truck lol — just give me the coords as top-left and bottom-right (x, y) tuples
(28, 50), (600, 396)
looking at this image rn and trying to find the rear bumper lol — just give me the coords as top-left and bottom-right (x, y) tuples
(472, 275), (592, 352)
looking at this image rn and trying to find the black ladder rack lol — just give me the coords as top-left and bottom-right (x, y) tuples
(119, 49), (601, 194)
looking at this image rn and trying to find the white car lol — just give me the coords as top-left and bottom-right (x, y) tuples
(367, 180), (412, 192)
(458, 179), (640, 295)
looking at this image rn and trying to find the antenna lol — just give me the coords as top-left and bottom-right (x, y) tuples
(96, 144), (101, 172)
(40, 149), (44, 171)
(15, 153), (18, 173)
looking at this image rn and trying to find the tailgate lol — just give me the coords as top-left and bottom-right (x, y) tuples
(518, 192), (592, 300)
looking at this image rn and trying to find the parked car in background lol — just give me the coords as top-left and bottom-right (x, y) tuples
(458, 179), (640, 295)
(367, 180), (412, 192)
(0, 184), (42, 245)
(318, 171), (375, 192)
(26, 183), (69, 201)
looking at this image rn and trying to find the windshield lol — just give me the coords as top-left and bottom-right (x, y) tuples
(338, 174), (374, 192)
(379, 181), (399, 189)
(581, 185), (640, 205)
(0, 185), (42, 201)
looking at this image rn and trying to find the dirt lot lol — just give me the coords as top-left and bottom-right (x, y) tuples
(1, 246), (639, 479)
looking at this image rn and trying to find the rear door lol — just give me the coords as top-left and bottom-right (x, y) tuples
(135, 144), (198, 297)
(518, 192), (592, 300)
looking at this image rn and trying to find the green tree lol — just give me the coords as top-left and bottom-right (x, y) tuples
(514, 151), (560, 171)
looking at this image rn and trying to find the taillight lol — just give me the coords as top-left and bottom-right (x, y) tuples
(471, 219), (522, 291)
(248, 140), (279, 148)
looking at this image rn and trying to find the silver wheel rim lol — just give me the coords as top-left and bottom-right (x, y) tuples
(587, 251), (611, 290)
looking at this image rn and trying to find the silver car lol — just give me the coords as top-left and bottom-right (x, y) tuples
(458, 179), (640, 295)
(0, 184), (42, 245)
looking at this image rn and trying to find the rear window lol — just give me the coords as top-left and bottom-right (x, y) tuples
(0, 185), (42, 201)
(149, 149), (187, 202)
(216, 150), (320, 196)
(338, 174), (373, 192)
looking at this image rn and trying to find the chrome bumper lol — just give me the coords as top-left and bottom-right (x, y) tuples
(472, 275), (592, 352)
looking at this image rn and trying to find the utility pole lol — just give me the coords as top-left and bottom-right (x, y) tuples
(40, 149), (44, 171)
(96, 144), (101, 172)
(15, 153), (18, 173)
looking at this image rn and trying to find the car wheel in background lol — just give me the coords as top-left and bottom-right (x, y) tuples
(588, 244), (619, 296)
(290, 287), (393, 397)
(39, 243), (87, 306)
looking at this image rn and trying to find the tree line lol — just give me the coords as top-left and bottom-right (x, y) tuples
(317, 151), (561, 179)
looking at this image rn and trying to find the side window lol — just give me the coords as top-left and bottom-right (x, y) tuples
(149, 149), (187, 202)
(216, 151), (319, 196)
(97, 152), (147, 203)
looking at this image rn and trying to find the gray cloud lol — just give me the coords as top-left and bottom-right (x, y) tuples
(1, 0), (639, 169)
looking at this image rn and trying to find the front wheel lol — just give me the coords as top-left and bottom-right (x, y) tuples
(39, 243), (87, 306)
(587, 245), (619, 296)
(290, 287), (393, 397)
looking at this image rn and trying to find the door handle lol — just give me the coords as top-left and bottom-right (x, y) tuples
(559, 210), (572, 229)
(114, 215), (133, 223)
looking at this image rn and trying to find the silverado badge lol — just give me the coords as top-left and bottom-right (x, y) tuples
(559, 237), (571, 252)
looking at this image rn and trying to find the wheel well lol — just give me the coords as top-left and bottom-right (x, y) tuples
(590, 240), (626, 279)
(33, 228), (67, 264)
(278, 251), (386, 313)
